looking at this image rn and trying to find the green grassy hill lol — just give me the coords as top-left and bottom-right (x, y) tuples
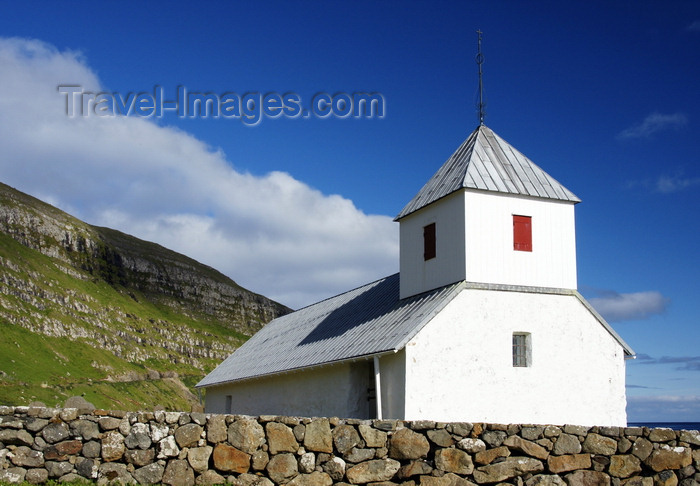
(0, 182), (290, 411)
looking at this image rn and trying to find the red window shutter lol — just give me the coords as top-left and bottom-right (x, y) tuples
(423, 223), (436, 260)
(513, 215), (532, 252)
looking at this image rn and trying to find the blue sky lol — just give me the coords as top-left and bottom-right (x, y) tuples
(0, 1), (698, 422)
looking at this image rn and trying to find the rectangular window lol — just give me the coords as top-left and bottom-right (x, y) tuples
(512, 333), (531, 367)
(513, 215), (532, 252)
(225, 395), (232, 414)
(423, 222), (436, 260)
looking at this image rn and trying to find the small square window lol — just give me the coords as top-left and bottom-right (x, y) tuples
(423, 223), (436, 260)
(513, 333), (531, 367)
(513, 215), (532, 252)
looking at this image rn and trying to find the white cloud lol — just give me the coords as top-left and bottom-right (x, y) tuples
(627, 395), (700, 422)
(617, 112), (688, 140)
(588, 290), (669, 322)
(655, 173), (700, 193)
(0, 37), (398, 309)
(686, 20), (700, 32)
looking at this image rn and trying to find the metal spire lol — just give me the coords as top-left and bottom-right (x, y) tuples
(476, 30), (486, 125)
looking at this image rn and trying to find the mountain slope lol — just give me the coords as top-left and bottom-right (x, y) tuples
(0, 182), (290, 410)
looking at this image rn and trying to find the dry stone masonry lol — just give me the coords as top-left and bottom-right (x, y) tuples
(1, 406), (699, 486)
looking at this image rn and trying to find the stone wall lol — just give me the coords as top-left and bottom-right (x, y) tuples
(1, 406), (699, 486)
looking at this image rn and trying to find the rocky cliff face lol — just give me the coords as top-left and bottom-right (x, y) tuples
(0, 182), (290, 409)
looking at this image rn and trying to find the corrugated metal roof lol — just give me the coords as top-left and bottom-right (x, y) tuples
(197, 274), (464, 387)
(396, 125), (581, 220)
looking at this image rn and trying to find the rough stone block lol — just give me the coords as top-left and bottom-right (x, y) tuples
(70, 419), (100, 440)
(649, 429), (677, 443)
(582, 434), (618, 455)
(472, 456), (544, 484)
(620, 477), (653, 486)
(564, 469), (611, 486)
(133, 462), (165, 485)
(102, 430), (126, 462)
(357, 424), (386, 448)
(187, 445), (213, 473)
(446, 423), (474, 438)
(99, 462), (135, 485)
(0, 467), (26, 484)
(679, 431), (700, 446)
(10, 446), (45, 467)
(175, 423), (203, 448)
(554, 434), (582, 455)
(482, 430), (507, 447)
(632, 438), (653, 461)
(609, 454), (642, 478)
(525, 474), (566, 486)
(266, 452), (299, 484)
(547, 453), (591, 474)
(475, 445), (510, 465)
(151, 423), (170, 442)
(398, 460), (433, 479)
(346, 458), (401, 484)
(124, 448), (155, 467)
(287, 471), (334, 486)
(98, 417), (122, 431)
(228, 418), (265, 454)
(206, 415), (227, 444)
(521, 427), (545, 441)
(389, 428), (430, 460)
(159, 435), (180, 458)
(41, 422), (70, 444)
(322, 456), (346, 481)
(345, 447), (375, 463)
(267, 422), (300, 454)
(25, 418), (48, 433)
(76, 457), (98, 479)
(563, 425), (590, 436)
(162, 459), (195, 486)
(435, 447), (474, 474)
(304, 418), (333, 453)
(653, 470), (679, 486)
(252, 449), (270, 470)
(410, 421), (437, 430)
(458, 438), (487, 454)
(195, 469), (227, 486)
(45, 460), (74, 478)
(504, 435), (549, 460)
(24, 467), (49, 485)
(428, 429), (455, 447)
(645, 446), (692, 472)
(299, 451), (315, 473)
(213, 443), (251, 473)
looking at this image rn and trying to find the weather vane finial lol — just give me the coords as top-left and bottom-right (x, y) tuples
(476, 30), (486, 125)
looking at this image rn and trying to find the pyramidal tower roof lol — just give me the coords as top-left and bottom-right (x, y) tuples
(396, 125), (581, 220)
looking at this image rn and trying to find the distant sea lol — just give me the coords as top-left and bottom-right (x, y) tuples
(629, 422), (700, 431)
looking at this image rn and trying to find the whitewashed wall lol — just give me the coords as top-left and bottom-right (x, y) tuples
(403, 288), (627, 426)
(205, 361), (371, 418)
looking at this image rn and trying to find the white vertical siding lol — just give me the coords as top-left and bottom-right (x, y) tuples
(399, 189), (578, 299)
(403, 288), (627, 426)
(463, 190), (577, 289)
(399, 192), (466, 299)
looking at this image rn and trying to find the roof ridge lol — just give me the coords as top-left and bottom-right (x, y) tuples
(395, 125), (580, 220)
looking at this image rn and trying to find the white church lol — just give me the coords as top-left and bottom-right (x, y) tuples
(197, 124), (634, 426)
